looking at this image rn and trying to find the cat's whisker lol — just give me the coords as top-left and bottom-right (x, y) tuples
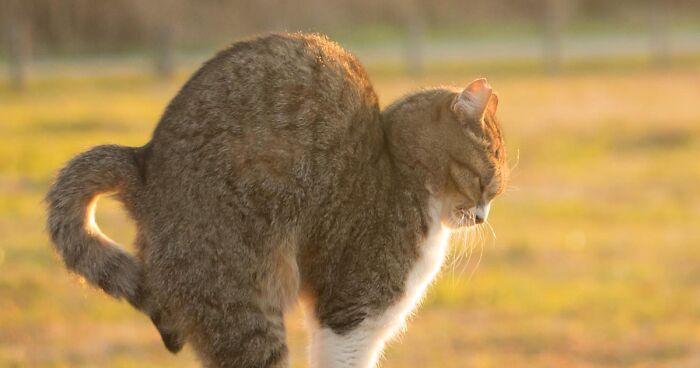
(462, 225), (479, 281)
(448, 213), (473, 285)
(449, 214), (465, 266)
(465, 225), (474, 259)
(454, 225), (470, 282)
(449, 234), (460, 280)
(508, 147), (521, 173)
(484, 219), (497, 242)
(461, 226), (478, 281)
(459, 213), (469, 261)
(505, 184), (520, 193)
(458, 220), (478, 281)
(451, 228), (463, 271)
(455, 225), (467, 267)
(467, 225), (486, 282)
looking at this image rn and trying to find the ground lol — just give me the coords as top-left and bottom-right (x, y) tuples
(1, 60), (700, 367)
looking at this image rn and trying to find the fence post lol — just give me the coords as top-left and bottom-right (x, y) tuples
(542, 0), (567, 74)
(154, 22), (175, 80)
(649, 1), (671, 68)
(3, 0), (31, 91)
(403, 0), (425, 76)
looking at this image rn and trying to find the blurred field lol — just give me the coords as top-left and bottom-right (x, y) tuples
(2, 59), (700, 368)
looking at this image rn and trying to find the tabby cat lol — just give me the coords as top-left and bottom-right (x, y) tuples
(46, 32), (507, 368)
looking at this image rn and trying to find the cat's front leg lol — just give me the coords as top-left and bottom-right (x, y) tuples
(304, 300), (406, 368)
(308, 318), (390, 368)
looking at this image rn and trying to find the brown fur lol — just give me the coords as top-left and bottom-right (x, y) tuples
(46, 33), (507, 367)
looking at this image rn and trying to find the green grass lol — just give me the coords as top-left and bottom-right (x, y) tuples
(2, 61), (700, 367)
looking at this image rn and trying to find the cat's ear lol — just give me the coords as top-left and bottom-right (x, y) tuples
(452, 78), (494, 122)
(487, 92), (498, 116)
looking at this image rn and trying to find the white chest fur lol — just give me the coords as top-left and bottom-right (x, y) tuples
(377, 216), (450, 337)
(309, 202), (451, 368)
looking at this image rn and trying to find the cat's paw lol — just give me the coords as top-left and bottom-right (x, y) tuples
(150, 311), (185, 353)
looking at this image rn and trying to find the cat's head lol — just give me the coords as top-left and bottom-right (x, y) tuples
(384, 78), (508, 229)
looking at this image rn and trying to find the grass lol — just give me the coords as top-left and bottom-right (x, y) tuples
(1, 60), (700, 367)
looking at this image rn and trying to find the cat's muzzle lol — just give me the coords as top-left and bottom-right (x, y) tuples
(457, 203), (491, 226)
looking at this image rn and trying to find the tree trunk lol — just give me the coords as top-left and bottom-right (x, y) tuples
(154, 23), (175, 80)
(542, 0), (567, 74)
(403, 0), (425, 76)
(649, 1), (671, 68)
(3, 1), (31, 91)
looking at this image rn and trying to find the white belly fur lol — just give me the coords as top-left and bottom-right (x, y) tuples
(308, 201), (451, 368)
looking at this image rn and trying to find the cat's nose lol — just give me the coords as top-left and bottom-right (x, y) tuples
(470, 202), (491, 224)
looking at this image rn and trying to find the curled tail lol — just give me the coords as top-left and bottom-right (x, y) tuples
(45, 144), (185, 353)
(46, 144), (144, 302)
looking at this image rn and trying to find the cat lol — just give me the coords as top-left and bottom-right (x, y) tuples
(46, 32), (507, 368)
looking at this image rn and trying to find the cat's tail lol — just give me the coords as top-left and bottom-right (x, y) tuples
(46, 144), (144, 304)
(46, 144), (185, 354)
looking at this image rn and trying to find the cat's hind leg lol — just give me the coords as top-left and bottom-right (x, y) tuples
(145, 227), (298, 367)
(185, 238), (299, 368)
(190, 301), (290, 368)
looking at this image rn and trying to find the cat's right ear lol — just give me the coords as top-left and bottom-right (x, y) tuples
(452, 78), (493, 122)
